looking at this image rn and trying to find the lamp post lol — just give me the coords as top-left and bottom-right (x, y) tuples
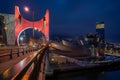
(32, 11), (34, 42)
(24, 6), (35, 45)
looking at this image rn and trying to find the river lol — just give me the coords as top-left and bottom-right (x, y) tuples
(47, 70), (120, 80)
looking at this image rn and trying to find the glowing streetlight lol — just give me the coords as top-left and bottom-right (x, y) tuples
(24, 6), (29, 12)
(20, 36), (23, 41)
(34, 27), (37, 30)
(4, 26), (8, 31)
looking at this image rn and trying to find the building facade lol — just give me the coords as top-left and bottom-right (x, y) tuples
(96, 22), (105, 43)
(0, 13), (15, 45)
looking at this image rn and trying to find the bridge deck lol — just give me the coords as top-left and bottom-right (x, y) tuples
(0, 52), (34, 74)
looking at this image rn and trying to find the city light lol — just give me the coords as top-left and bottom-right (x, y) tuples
(4, 26), (8, 30)
(24, 6), (29, 12)
(20, 36), (23, 41)
(34, 27), (37, 30)
(51, 58), (55, 62)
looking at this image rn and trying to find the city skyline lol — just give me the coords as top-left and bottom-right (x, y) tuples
(0, 0), (120, 42)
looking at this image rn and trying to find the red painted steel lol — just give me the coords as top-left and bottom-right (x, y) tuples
(15, 6), (49, 45)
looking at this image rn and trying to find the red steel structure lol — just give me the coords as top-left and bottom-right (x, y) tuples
(15, 6), (49, 45)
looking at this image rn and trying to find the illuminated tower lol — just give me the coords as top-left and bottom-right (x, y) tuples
(96, 22), (105, 43)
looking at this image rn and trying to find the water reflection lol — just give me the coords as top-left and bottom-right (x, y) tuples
(50, 70), (120, 80)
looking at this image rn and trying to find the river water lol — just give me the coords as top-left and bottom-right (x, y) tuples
(48, 70), (120, 80)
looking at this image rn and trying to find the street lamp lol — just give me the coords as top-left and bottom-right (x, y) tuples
(24, 6), (35, 45)
(24, 6), (29, 12)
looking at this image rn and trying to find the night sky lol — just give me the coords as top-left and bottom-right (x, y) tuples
(0, 0), (120, 42)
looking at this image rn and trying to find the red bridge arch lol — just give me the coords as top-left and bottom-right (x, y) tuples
(15, 6), (49, 45)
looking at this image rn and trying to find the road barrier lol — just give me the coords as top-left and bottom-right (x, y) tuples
(0, 47), (37, 60)
(0, 46), (48, 80)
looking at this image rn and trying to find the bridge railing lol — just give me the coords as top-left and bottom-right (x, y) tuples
(0, 46), (48, 80)
(38, 48), (48, 80)
(0, 46), (37, 61)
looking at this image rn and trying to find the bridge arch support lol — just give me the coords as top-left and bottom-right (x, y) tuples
(15, 6), (49, 45)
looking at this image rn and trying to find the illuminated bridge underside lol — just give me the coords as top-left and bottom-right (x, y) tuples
(15, 6), (49, 45)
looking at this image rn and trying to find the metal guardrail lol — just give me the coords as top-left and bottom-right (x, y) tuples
(38, 48), (48, 80)
(0, 46), (49, 80)
(0, 47), (36, 59)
